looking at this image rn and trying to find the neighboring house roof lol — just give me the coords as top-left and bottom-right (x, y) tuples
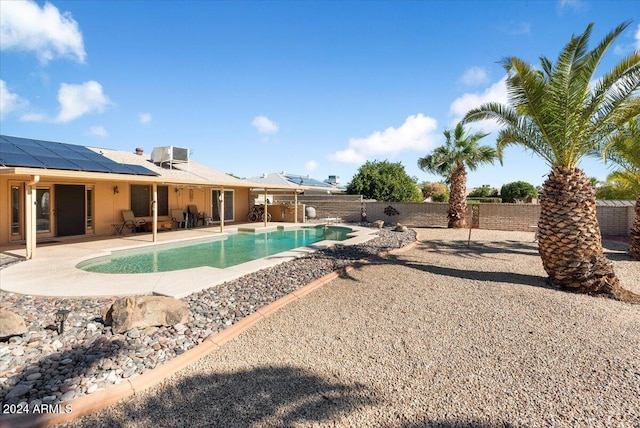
(247, 172), (345, 192)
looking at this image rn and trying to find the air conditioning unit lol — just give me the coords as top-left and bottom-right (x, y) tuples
(150, 146), (189, 168)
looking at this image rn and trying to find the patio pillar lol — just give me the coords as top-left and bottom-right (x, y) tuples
(219, 187), (225, 233)
(294, 190), (298, 224)
(25, 175), (39, 260)
(152, 183), (158, 242)
(264, 188), (268, 227)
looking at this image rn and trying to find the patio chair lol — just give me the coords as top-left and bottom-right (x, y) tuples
(187, 205), (206, 227)
(122, 210), (146, 234)
(171, 209), (187, 229)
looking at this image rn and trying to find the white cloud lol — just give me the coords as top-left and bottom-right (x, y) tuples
(0, 80), (28, 119)
(449, 76), (508, 133)
(328, 113), (439, 164)
(20, 112), (47, 122)
(56, 81), (110, 122)
(251, 115), (279, 134)
(139, 113), (152, 124)
(500, 21), (531, 36)
(459, 67), (489, 86)
(305, 160), (318, 172)
(0, 0), (86, 64)
(558, 0), (585, 13)
(88, 126), (108, 137)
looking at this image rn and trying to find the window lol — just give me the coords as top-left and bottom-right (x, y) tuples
(86, 187), (93, 230)
(212, 189), (234, 222)
(11, 185), (21, 236)
(36, 187), (50, 233)
(130, 185), (168, 217)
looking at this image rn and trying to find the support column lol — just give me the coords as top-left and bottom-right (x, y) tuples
(264, 188), (268, 227)
(25, 175), (40, 260)
(294, 191), (298, 224)
(152, 183), (158, 242)
(219, 187), (225, 233)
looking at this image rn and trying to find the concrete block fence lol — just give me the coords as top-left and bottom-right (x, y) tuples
(300, 201), (633, 237)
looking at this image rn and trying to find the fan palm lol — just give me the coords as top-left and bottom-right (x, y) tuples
(418, 122), (498, 228)
(603, 118), (640, 259)
(463, 22), (640, 301)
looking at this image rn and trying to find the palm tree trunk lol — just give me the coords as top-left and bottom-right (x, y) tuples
(448, 162), (467, 228)
(537, 167), (638, 302)
(630, 194), (640, 260)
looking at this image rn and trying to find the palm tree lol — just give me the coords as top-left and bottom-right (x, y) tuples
(463, 22), (640, 301)
(418, 122), (498, 228)
(603, 118), (640, 259)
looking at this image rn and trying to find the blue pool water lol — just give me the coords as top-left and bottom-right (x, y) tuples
(77, 226), (352, 274)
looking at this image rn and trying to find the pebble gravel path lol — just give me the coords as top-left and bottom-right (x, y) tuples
(0, 226), (416, 411)
(58, 228), (640, 428)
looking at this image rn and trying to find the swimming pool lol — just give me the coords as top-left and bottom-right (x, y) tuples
(77, 226), (353, 274)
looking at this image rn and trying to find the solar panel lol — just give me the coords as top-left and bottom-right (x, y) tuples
(0, 134), (158, 176)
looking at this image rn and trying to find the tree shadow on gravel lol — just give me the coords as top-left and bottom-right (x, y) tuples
(416, 239), (540, 260)
(67, 365), (376, 428)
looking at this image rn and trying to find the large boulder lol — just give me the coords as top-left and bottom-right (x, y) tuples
(101, 296), (190, 334)
(373, 220), (384, 229)
(0, 309), (28, 340)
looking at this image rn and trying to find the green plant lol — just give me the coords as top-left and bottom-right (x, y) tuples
(501, 181), (538, 203)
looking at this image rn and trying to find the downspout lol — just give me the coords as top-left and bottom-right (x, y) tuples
(25, 175), (40, 260)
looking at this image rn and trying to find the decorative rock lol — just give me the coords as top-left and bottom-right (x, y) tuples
(373, 220), (384, 229)
(0, 309), (28, 340)
(394, 223), (408, 232)
(6, 383), (31, 399)
(101, 296), (190, 334)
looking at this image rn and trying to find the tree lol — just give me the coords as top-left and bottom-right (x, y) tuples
(469, 185), (499, 198)
(417, 122), (499, 227)
(421, 181), (449, 201)
(602, 118), (640, 259)
(346, 160), (423, 202)
(501, 181), (538, 203)
(463, 22), (640, 301)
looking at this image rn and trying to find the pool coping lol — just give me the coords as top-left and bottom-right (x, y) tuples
(0, 238), (419, 428)
(0, 223), (378, 298)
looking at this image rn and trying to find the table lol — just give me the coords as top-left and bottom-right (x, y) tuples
(111, 223), (124, 235)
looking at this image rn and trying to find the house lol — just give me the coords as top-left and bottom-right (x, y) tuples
(0, 135), (294, 259)
(247, 171), (346, 197)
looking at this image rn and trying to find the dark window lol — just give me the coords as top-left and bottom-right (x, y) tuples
(131, 185), (150, 217)
(130, 185), (168, 217)
(157, 186), (168, 216)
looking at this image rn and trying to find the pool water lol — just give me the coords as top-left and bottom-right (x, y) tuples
(77, 226), (352, 274)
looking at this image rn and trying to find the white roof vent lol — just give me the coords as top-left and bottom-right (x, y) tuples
(150, 146), (189, 168)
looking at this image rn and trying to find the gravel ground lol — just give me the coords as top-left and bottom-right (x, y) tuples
(0, 226), (416, 409)
(58, 228), (640, 428)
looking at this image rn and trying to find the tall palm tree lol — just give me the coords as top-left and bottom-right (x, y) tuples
(418, 122), (498, 228)
(463, 22), (640, 301)
(603, 118), (640, 259)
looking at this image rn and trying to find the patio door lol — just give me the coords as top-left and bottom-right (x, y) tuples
(55, 184), (86, 236)
(212, 190), (234, 222)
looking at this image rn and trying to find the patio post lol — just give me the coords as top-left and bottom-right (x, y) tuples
(294, 190), (298, 224)
(25, 175), (39, 259)
(152, 183), (158, 242)
(219, 187), (225, 233)
(264, 188), (268, 227)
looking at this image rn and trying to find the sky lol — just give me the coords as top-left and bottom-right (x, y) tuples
(1, 0), (638, 190)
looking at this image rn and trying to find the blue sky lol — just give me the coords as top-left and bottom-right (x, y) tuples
(1, 0), (638, 190)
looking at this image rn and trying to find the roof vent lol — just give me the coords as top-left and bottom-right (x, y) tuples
(135, 147), (144, 155)
(150, 146), (189, 168)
